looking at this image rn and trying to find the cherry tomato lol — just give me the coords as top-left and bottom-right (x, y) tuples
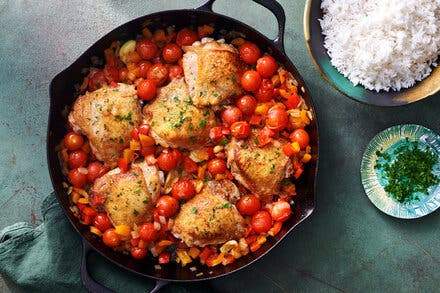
(241, 70), (261, 92)
(290, 129), (310, 149)
(230, 121), (251, 139)
(237, 195), (261, 216)
(236, 94), (257, 116)
(183, 156), (198, 173)
(176, 28), (199, 46)
(103, 65), (119, 82)
(93, 213), (113, 232)
(88, 70), (108, 91)
(137, 79), (157, 101)
(147, 63), (169, 86)
(138, 222), (158, 242)
(256, 126), (275, 147)
(209, 126), (228, 144)
(119, 67), (129, 82)
(131, 247), (147, 259)
(131, 128), (140, 141)
(158, 251), (171, 264)
(256, 55), (278, 78)
(138, 124), (150, 135)
(207, 158), (227, 175)
(169, 65), (184, 79)
(284, 93), (301, 109)
(68, 150), (88, 169)
(255, 79), (275, 102)
(266, 105), (288, 131)
(138, 61), (152, 78)
(87, 161), (108, 182)
(171, 179), (196, 201)
(251, 210), (272, 233)
(64, 132), (84, 151)
(136, 39), (159, 60)
(269, 201), (291, 222)
(157, 149), (179, 171)
(68, 168), (88, 188)
(239, 42), (261, 65)
(156, 196), (179, 217)
(162, 43), (183, 63)
(221, 106), (243, 127)
(103, 228), (121, 247)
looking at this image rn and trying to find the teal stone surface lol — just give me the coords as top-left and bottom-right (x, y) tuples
(1, 0), (440, 292)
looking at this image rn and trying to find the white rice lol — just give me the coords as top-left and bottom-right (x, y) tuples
(320, 0), (440, 92)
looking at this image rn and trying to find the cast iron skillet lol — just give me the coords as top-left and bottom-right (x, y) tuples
(47, 0), (319, 292)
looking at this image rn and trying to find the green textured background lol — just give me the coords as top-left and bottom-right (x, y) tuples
(0, 0), (439, 292)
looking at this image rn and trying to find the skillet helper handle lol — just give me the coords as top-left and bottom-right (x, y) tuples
(196, 0), (286, 53)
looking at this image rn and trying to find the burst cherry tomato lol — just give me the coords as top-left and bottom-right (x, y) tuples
(237, 195), (261, 216)
(136, 39), (159, 60)
(137, 79), (157, 100)
(241, 70), (261, 92)
(131, 247), (147, 259)
(103, 228), (121, 247)
(157, 149), (179, 171)
(162, 43), (183, 63)
(176, 28), (199, 46)
(230, 121), (251, 139)
(266, 105), (288, 131)
(255, 79), (275, 102)
(138, 222), (158, 242)
(64, 132), (84, 151)
(88, 70), (108, 91)
(68, 168), (88, 188)
(68, 149), (88, 169)
(87, 161), (108, 182)
(138, 61), (151, 78)
(169, 65), (184, 79)
(256, 55), (278, 78)
(207, 158), (227, 175)
(171, 179), (196, 201)
(93, 213), (113, 232)
(221, 106), (243, 127)
(269, 201), (291, 222)
(103, 65), (119, 82)
(290, 129), (310, 149)
(236, 94), (257, 116)
(156, 196), (179, 217)
(239, 42), (261, 65)
(252, 210), (272, 233)
(147, 63), (169, 86)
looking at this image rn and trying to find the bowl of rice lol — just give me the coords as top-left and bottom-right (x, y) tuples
(304, 0), (440, 106)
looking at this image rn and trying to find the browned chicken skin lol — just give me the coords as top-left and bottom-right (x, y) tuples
(182, 40), (245, 107)
(68, 83), (141, 168)
(89, 161), (161, 228)
(226, 134), (293, 203)
(143, 78), (217, 150)
(171, 180), (245, 247)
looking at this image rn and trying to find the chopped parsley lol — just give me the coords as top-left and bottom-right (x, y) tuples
(115, 112), (132, 122)
(191, 207), (198, 214)
(219, 138), (228, 146)
(133, 209), (139, 216)
(197, 119), (207, 129)
(142, 199), (149, 204)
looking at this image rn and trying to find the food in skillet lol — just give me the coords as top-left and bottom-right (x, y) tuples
(59, 25), (313, 269)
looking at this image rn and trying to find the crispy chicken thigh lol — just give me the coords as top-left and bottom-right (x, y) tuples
(89, 161), (161, 228)
(68, 83), (141, 168)
(171, 180), (245, 247)
(227, 135), (293, 203)
(182, 40), (245, 107)
(143, 78), (217, 149)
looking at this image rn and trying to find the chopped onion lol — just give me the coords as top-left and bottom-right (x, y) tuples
(154, 265), (162, 270)
(131, 230), (139, 239)
(77, 167), (88, 175)
(167, 218), (174, 230)
(159, 215), (167, 225)
(189, 266), (197, 272)
(153, 221), (161, 231)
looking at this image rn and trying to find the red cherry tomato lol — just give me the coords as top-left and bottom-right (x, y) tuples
(255, 79), (275, 102)
(88, 70), (108, 91)
(147, 63), (169, 86)
(64, 132), (84, 151)
(68, 149), (88, 169)
(241, 70), (262, 92)
(138, 222), (158, 242)
(119, 67), (129, 82)
(221, 106), (243, 127)
(157, 149), (180, 171)
(131, 247), (148, 259)
(284, 93), (301, 109)
(176, 28), (199, 46)
(102, 228), (121, 247)
(158, 251), (171, 264)
(290, 129), (310, 149)
(68, 168), (88, 188)
(93, 213), (113, 232)
(239, 42), (261, 65)
(103, 65), (119, 82)
(138, 124), (150, 135)
(269, 201), (291, 222)
(162, 43), (183, 63)
(207, 158), (227, 175)
(136, 39), (159, 60)
(138, 61), (152, 78)
(183, 156), (198, 173)
(169, 65), (184, 79)
(236, 94), (257, 116)
(230, 121), (251, 139)
(237, 195), (261, 216)
(156, 196), (179, 217)
(266, 105), (288, 131)
(137, 79), (157, 101)
(171, 179), (196, 201)
(251, 210), (272, 233)
(87, 161), (108, 182)
(256, 55), (278, 78)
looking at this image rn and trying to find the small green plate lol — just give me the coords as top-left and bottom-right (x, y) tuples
(361, 124), (440, 219)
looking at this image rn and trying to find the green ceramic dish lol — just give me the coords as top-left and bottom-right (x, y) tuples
(361, 124), (440, 219)
(303, 0), (440, 107)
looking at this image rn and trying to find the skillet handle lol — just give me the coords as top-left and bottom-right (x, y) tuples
(196, 0), (286, 53)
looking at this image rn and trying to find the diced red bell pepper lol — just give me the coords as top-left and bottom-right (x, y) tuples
(199, 246), (215, 264)
(183, 156), (198, 173)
